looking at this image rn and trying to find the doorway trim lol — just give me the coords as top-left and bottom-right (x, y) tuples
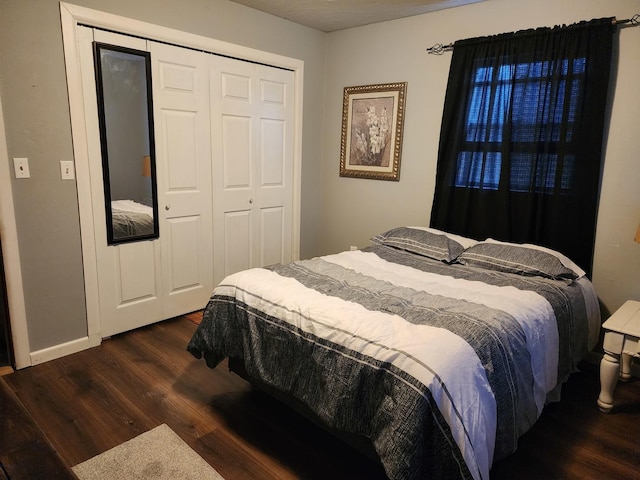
(60, 2), (303, 344)
(0, 91), (30, 369)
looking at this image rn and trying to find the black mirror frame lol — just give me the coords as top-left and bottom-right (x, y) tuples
(93, 42), (159, 245)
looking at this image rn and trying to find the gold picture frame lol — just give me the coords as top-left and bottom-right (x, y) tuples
(339, 82), (407, 181)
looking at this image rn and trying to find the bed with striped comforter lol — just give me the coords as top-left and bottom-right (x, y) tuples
(187, 229), (598, 480)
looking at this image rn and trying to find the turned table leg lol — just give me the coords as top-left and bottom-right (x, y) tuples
(620, 353), (633, 382)
(597, 352), (620, 413)
(597, 301), (640, 412)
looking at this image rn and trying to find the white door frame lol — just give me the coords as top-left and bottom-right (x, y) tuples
(60, 2), (303, 344)
(0, 90), (30, 369)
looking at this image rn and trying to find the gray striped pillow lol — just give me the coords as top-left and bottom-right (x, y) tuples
(371, 227), (465, 263)
(458, 242), (578, 280)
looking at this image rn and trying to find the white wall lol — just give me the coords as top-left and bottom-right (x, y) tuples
(320, 0), (640, 314)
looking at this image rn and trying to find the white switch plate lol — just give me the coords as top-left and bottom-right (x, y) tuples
(13, 158), (30, 179)
(60, 160), (75, 180)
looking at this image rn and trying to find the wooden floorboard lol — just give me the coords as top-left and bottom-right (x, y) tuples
(0, 376), (76, 479)
(3, 316), (640, 479)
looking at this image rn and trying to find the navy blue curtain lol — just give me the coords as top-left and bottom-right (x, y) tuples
(430, 18), (614, 275)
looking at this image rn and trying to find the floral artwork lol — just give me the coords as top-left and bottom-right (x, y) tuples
(350, 98), (393, 166)
(340, 83), (406, 181)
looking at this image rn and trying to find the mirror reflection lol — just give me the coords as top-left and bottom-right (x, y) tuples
(94, 43), (158, 244)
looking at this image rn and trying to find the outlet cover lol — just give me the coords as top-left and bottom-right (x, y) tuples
(13, 158), (30, 179)
(60, 160), (75, 180)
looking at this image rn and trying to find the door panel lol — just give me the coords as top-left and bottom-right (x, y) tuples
(221, 71), (251, 102)
(212, 57), (294, 285)
(255, 65), (293, 267)
(166, 216), (201, 292)
(224, 211), (252, 275)
(261, 207), (284, 266)
(164, 112), (199, 189)
(222, 116), (252, 188)
(83, 29), (164, 338)
(104, 239), (163, 336)
(261, 119), (285, 186)
(150, 41), (214, 319)
(159, 62), (197, 92)
(117, 243), (158, 303)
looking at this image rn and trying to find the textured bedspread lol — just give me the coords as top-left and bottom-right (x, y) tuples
(111, 200), (154, 239)
(187, 245), (594, 480)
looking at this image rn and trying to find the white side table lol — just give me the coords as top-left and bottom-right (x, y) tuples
(597, 300), (640, 413)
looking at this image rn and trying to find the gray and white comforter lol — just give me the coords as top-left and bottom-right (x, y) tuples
(187, 244), (598, 480)
(111, 200), (154, 239)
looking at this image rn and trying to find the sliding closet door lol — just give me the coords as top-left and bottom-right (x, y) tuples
(210, 57), (294, 285)
(150, 42), (214, 319)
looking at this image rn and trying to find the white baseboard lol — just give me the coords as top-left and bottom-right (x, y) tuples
(29, 334), (101, 366)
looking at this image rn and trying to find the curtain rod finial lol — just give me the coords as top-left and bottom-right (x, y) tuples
(426, 43), (453, 55)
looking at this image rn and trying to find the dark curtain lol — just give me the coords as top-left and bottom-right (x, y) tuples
(430, 18), (614, 276)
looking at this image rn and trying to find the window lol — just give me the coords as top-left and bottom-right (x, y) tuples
(455, 57), (586, 193)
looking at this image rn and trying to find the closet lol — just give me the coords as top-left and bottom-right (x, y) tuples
(78, 27), (295, 338)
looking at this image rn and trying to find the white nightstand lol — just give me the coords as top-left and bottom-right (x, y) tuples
(597, 300), (640, 413)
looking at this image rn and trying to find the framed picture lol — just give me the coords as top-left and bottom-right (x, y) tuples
(340, 82), (407, 181)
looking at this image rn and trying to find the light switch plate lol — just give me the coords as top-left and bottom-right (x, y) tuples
(13, 158), (30, 179)
(60, 160), (75, 180)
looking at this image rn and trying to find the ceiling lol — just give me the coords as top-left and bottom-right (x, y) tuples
(227, 0), (486, 32)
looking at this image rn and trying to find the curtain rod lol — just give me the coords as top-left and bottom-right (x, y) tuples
(426, 14), (639, 55)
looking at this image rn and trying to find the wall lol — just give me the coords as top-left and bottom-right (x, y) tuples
(0, 0), (327, 353)
(320, 0), (640, 314)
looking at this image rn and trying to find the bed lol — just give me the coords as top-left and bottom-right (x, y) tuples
(110, 199), (154, 239)
(187, 226), (600, 480)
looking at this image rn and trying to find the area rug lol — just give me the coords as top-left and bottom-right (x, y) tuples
(72, 424), (224, 480)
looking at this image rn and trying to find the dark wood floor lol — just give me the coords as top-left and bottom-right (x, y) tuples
(3, 315), (640, 479)
(0, 375), (76, 479)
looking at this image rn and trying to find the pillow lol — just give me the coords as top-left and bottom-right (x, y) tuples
(413, 226), (479, 250)
(370, 226), (465, 262)
(458, 242), (579, 280)
(484, 238), (586, 278)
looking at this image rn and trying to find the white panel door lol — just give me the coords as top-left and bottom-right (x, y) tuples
(150, 41), (214, 320)
(211, 57), (294, 285)
(81, 29), (164, 338)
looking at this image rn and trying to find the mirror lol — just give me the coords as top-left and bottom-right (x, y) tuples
(93, 42), (159, 245)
